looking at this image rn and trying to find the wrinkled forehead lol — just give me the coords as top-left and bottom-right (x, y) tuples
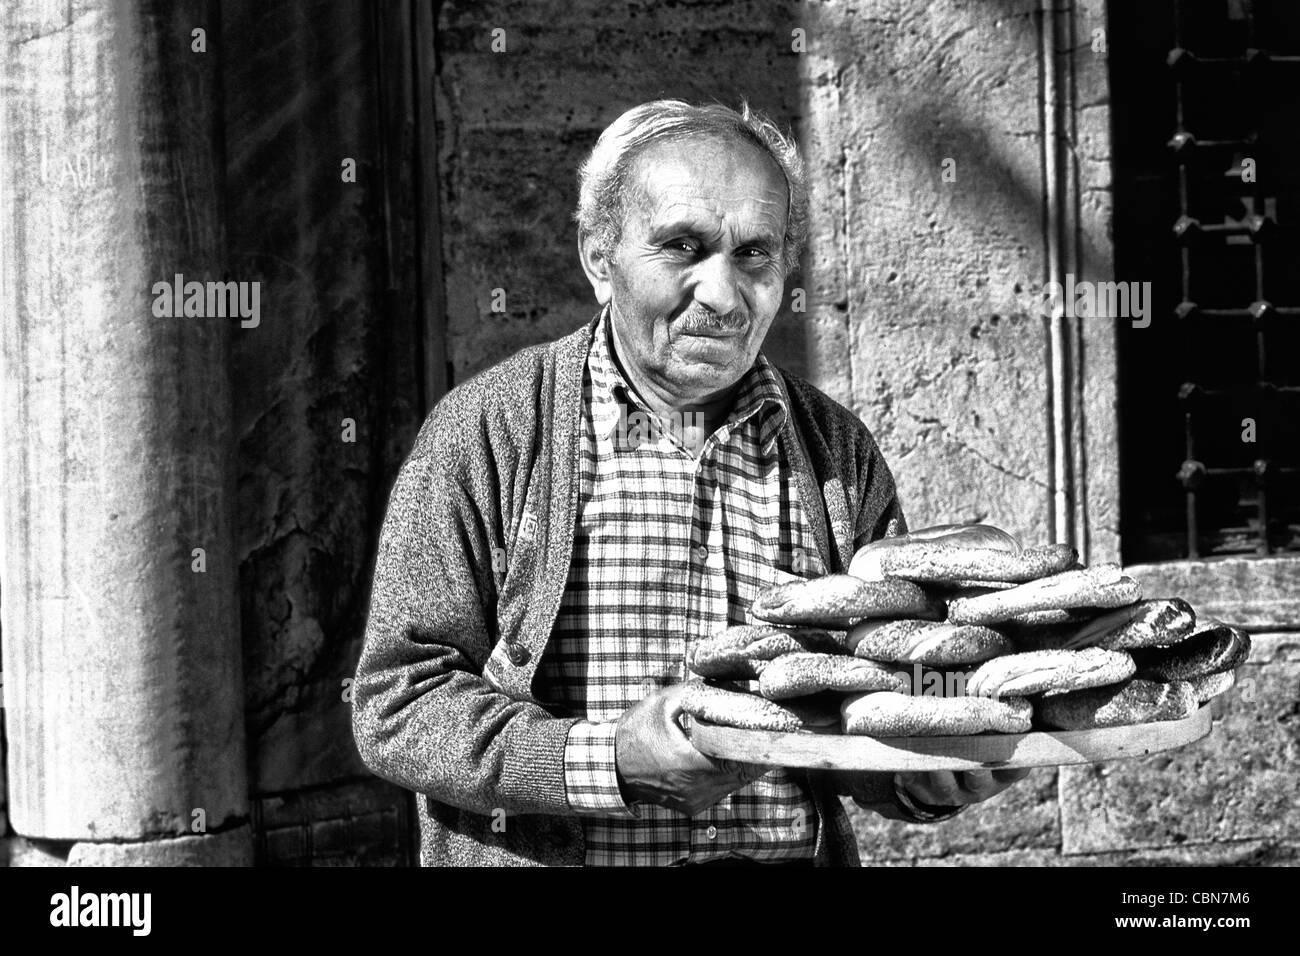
(623, 134), (789, 235)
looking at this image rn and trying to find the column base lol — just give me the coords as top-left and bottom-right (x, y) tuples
(63, 824), (254, 866)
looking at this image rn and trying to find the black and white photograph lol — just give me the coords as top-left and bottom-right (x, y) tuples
(0, 0), (1294, 930)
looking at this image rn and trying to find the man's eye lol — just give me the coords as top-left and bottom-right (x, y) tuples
(665, 240), (697, 254)
(738, 247), (771, 261)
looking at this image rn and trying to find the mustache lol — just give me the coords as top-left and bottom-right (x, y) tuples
(675, 308), (749, 333)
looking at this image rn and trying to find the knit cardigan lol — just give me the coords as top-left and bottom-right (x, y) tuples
(351, 312), (911, 866)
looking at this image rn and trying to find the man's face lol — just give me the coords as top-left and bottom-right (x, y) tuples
(584, 134), (791, 404)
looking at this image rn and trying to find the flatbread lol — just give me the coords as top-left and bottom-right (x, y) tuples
(966, 647), (1135, 698)
(848, 524), (1022, 581)
(757, 652), (909, 700)
(875, 542), (1078, 584)
(751, 574), (944, 627)
(847, 619), (1013, 666)
(680, 682), (838, 732)
(1038, 678), (1198, 730)
(1133, 623), (1251, 681)
(947, 565), (1142, 626)
(688, 624), (848, 679)
(1015, 599), (1197, 652)
(841, 691), (1033, 736)
(1188, 670), (1236, 703)
(923, 580), (1022, 595)
(1003, 607), (1103, 630)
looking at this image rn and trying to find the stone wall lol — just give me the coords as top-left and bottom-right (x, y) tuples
(220, 0), (423, 796)
(432, 0), (1298, 865)
(1, 0), (419, 864)
(219, 0), (424, 860)
(3, 0), (1292, 868)
(434, 0), (809, 384)
(434, 0), (1055, 538)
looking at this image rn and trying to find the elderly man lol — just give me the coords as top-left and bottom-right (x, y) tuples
(351, 100), (1027, 867)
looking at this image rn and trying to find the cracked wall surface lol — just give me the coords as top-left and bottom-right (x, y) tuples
(432, 0), (1080, 864)
(435, 0), (813, 385)
(435, 0), (1056, 544)
(217, 0), (1292, 865)
(821, 0), (1054, 539)
(432, 0), (1297, 867)
(221, 0), (424, 796)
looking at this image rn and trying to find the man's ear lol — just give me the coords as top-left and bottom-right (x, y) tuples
(578, 230), (615, 306)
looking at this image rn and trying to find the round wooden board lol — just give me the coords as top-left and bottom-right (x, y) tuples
(684, 704), (1213, 772)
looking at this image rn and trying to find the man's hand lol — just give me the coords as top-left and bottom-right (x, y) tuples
(896, 768), (1031, 809)
(614, 684), (770, 816)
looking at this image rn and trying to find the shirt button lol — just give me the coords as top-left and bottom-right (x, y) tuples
(694, 545), (708, 562)
(705, 825), (718, 840)
(505, 642), (531, 666)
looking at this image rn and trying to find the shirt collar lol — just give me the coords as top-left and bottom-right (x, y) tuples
(586, 305), (789, 453)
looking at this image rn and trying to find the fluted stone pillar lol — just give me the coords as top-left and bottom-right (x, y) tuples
(1, 0), (250, 863)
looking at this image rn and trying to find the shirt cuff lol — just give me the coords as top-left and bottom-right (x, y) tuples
(563, 721), (641, 818)
(891, 774), (967, 823)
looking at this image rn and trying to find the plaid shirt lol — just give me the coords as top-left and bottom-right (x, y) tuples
(533, 307), (824, 866)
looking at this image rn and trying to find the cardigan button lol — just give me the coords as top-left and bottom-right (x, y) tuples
(505, 642), (531, 666)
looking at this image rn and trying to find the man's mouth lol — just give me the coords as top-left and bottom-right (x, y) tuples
(681, 325), (745, 338)
(677, 314), (748, 338)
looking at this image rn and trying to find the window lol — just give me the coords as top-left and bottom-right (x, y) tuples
(1112, 0), (1300, 564)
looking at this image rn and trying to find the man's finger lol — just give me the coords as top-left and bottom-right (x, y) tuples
(958, 770), (996, 795)
(660, 683), (688, 719)
(715, 758), (767, 780)
(993, 767), (1032, 784)
(899, 770), (961, 806)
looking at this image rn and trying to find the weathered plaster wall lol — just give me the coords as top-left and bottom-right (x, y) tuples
(2, 0), (424, 866)
(1, 0), (250, 858)
(6, 0), (1286, 868)
(432, 0), (1297, 866)
(434, 0), (810, 384)
(805, 1), (1054, 542)
(435, 0), (1054, 541)
(221, 1), (424, 796)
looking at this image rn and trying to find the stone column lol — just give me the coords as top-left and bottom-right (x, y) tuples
(1, 0), (250, 863)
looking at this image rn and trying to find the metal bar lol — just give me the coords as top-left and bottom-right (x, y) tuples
(1150, 0), (1300, 564)
(1257, 462), (1270, 556)
(1175, 55), (1300, 66)
(1197, 307), (1300, 319)
(1174, 1), (1191, 439)
(1041, 0), (1072, 547)
(1246, 0), (1270, 557)
(1192, 138), (1260, 150)
(1189, 384), (1300, 397)
(412, 0), (449, 411)
(1184, 406), (1199, 559)
(1186, 484), (1200, 559)
(1196, 221), (1271, 236)
(1200, 465), (1300, 476)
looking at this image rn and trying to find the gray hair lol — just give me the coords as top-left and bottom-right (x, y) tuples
(574, 100), (808, 274)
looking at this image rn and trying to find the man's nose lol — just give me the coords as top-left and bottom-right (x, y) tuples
(692, 253), (740, 316)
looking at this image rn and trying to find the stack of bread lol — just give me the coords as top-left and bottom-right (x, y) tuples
(682, 524), (1250, 737)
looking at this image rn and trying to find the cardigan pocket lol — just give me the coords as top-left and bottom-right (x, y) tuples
(488, 501), (543, 679)
(483, 635), (537, 700)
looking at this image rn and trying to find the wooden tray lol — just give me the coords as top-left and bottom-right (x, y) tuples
(684, 704), (1213, 772)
